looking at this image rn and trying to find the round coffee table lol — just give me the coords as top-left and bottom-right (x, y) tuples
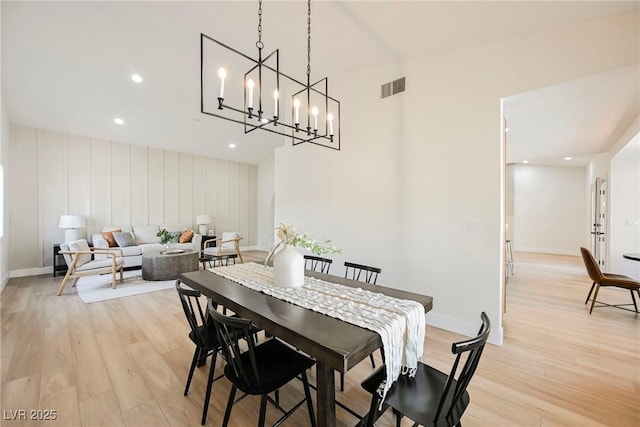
(142, 250), (199, 281)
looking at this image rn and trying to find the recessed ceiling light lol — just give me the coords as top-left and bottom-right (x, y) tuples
(522, 160), (529, 164)
(114, 118), (124, 125)
(131, 74), (143, 83)
(229, 143), (236, 149)
(564, 157), (572, 160)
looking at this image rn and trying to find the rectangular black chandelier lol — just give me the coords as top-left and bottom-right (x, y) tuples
(200, 0), (340, 151)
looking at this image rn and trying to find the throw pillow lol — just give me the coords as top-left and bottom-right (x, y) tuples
(101, 228), (121, 247)
(112, 231), (137, 247)
(133, 226), (160, 244)
(68, 239), (92, 267)
(179, 229), (194, 243)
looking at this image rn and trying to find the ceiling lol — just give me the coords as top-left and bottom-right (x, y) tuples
(2, 1), (639, 165)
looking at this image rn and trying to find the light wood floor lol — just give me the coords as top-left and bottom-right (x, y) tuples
(1, 251), (638, 426)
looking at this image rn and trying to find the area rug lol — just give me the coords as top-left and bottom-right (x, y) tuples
(76, 270), (175, 303)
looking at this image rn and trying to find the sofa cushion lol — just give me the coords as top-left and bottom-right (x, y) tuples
(179, 229), (194, 243)
(101, 228), (121, 247)
(117, 245), (142, 256)
(113, 231), (137, 247)
(68, 239), (92, 267)
(133, 226), (160, 244)
(139, 243), (165, 254)
(75, 257), (124, 271)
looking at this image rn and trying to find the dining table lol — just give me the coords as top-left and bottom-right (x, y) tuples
(179, 266), (433, 427)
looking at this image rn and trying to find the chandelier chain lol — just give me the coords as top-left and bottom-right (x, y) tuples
(256, 0), (264, 49)
(307, 0), (311, 76)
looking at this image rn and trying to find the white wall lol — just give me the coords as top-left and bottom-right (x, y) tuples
(513, 165), (587, 255)
(609, 131), (640, 280)
(0, 97), (9, 291)
(274, 11), (639, 344)
(257, 154), (275, 250)
(8, 125), (258, 276)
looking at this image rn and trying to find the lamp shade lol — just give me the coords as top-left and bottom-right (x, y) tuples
(59, 215), (86, 242)
(58, 215), (86, 229)
(195, 215), (211, 225)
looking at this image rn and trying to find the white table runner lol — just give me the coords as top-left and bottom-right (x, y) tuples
(208, 262), (425, 402)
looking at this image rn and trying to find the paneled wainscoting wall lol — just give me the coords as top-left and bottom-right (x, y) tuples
(9, 125), (258, 273)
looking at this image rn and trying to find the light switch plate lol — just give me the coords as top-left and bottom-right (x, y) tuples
(467, 220), (482, 232)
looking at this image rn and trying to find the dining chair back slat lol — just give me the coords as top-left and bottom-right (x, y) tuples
(304, 255), (333, 274)
(344, 261), (381, 285)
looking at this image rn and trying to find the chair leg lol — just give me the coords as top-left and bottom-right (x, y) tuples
(184, 347), (200, 395)
(585, 282), (596, 304)
(366, 392), (381, 427)
(112, 268), (117, 289)
(222, 385), (237, 427)
(274, 389), (279, 405)
(630, 289), (638, 313)
(589, 284), (601, 314)
(258, 395), (268, 427)
(201, 351), (218, 425)
(301, 371), (317, 427)
(72, 277), (79, 288)
(119, 266), (124, 282)
(57, 271), (73, 296)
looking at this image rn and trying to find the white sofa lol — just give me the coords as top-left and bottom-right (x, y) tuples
(92, 224), (202, 268)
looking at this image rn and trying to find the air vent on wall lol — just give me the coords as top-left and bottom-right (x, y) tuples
(381, 77), (406, 99)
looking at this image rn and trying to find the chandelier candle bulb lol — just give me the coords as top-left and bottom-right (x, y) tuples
(293, 98), (300, 124)
(311, 106), (318, 130)
(247, 79), (254, 109)
(327, 113), (334, 135)
(218, 67), (226, 98)
(273, 89), (278, 118)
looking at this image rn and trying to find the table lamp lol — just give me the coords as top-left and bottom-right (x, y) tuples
(58, 214), (86, 242)
(195, 214), (211, 235)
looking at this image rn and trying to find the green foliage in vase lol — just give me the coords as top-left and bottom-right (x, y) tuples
(265, 223), (341, 265)
(157, 228), (178, 245)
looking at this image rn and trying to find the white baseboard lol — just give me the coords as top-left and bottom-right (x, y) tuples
(0, 272), (10, 293)
(513, 246), (579, 256)
(10, 266), (51, 278)
(242, 245), (270, 252)
(426, 311), (503, 346)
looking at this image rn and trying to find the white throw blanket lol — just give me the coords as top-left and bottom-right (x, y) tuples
(208, 262), (425, 403)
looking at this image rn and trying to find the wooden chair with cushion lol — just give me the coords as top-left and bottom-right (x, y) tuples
(203, 231), (244, 263)
(304, 254), (333, 274)
(361, 312), (491, 427)
(208, 305), (316, 427)
(580, 247), (640, 314)
(56, 239), (124, 296)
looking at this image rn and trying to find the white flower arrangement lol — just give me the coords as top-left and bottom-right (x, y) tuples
(265, 223), (341, 265)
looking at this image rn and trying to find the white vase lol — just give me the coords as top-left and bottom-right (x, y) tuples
(273, 244), (305, 287)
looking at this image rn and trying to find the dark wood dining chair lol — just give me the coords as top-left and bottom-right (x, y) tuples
(176, 280), (225, 425)
(580, 247), (640, 314)
(361, 312), (491, 427)
(304, 254), (333, 274)
(208, 303), (317, 427)
(344, 261), (381, 284)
